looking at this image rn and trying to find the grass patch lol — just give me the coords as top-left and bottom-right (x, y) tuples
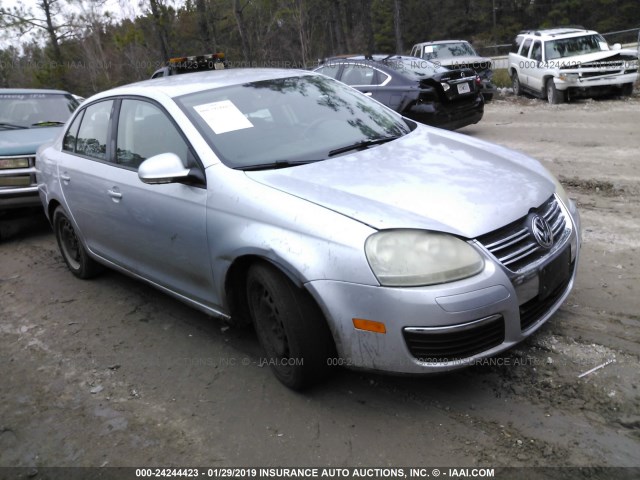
(492, 69), (511, 88)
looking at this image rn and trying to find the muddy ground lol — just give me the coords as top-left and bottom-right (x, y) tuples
(1, 93), (639, 476)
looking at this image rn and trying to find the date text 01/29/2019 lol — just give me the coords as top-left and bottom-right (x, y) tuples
(134, 467), (497, 478)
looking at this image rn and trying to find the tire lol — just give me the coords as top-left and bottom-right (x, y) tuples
(53, 206), (102, 279)
(511, 73), (522, 96)
(620, 83), (633, 97)
(546, 79), (565, 104)
(246, 262), (335, 390)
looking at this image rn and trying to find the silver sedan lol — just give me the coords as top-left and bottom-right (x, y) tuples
(36, 69), (581, 389)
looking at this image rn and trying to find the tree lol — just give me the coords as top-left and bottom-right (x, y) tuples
(147, 0), (171, 61)
(0, 0), (77, 87)
(232, 0), (252, 63)
(393, 0), (402, 53)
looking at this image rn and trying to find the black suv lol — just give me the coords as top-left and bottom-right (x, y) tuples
(314, 55), (484, 130)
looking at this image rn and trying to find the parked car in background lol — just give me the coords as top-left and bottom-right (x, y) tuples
(37, 69), (580, 390)
(314, 55), (484, 130)
(410, 40), (497, 101)
(151, 52), (227, 78)
(508, 28), (639, 103)
(1, 89), (78, 210)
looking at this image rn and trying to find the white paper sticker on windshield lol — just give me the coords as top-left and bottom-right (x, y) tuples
(194, 100), (253, 134)
(424, 46), (434, 53)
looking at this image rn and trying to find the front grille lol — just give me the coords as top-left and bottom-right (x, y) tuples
(403, 315), (505, 363)
(519, 263), (573, 331)
(477, 195), (567, 272)
(581, 61), (624, 69)
(580, 70), (623, 78)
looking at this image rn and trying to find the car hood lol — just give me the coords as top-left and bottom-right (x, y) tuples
(246, 126), (556, 238)
(555, 49), (638, 67)
(0, 127), (63, 156)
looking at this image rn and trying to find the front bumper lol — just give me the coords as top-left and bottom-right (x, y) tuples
(0, 189), (42, 210)
(306, 199), (581, 375)
(554, 71), (638, 92)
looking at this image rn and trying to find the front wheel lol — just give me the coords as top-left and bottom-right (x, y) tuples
(53, 206), (102, 279)
(246, 262), (335, 390)
(620, 83), (634, 97)
(546, 79), (565, 104)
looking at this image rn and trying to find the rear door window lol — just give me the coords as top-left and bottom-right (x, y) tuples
(341, 64), (377, 86)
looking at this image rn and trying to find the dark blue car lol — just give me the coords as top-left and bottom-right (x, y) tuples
(314, 55), (484, 130)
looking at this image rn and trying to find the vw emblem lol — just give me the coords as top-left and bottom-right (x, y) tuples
(460, 72), (466, 78)
(530, 214), (554, 249)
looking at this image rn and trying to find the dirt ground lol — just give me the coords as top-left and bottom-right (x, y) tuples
(1, 92), (639, 475)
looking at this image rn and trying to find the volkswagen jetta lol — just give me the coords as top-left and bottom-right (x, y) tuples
(36, 69), (580, 389)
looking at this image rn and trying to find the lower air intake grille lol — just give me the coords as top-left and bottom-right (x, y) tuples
(403, 315), (505, 363)
(519, 263), (573, 331)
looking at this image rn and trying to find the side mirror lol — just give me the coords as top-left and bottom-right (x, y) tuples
(138, 152), (190, 184)
(612, 43), (622, 51)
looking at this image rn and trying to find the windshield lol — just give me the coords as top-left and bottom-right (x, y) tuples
(0, 92), (78, 128)
(545, 34), (609, 60)
(422, 42), (477, 60)
(176, 74), (411, 169)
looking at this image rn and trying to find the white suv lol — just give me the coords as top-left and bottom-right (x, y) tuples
(508, 28), (638, 103)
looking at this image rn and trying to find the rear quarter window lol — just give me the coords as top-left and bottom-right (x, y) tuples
(74, 100), (114, 161)
(63, 111), (84, 152)
(511, 36), (525, 54)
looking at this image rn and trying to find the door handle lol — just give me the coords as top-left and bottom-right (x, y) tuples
(107, 189), (122, 200)
(60, 173), (71, 182)
(363, 92), (373, 96)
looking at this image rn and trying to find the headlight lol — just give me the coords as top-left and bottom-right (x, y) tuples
(554, 177), (569, 207)
(365, 230), (485, 287)
(0, 157), (30, 169)
(558, 72), (578, 82)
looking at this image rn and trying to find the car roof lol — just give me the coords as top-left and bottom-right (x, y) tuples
(517, 28), (598, 40)
(87, 68), (312, 102)
(0, 88), (72, 95)
(325, 54), (425, 64)
(415, 40), (471, 45)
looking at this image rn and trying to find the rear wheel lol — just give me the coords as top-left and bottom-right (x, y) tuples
(53, 206), (102, 279)
(246, 262), (335, 390)
(511, 72), (522, 96)
(546, 79), (565, 104)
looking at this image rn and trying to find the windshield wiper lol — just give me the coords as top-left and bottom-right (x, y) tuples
(0, 122), (27, 130)
(328, 136), (401, 157)
(236, 159), (322, 171)
(31, 121), (66, 127)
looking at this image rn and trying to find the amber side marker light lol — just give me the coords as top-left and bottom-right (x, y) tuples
(352, 318), (387, 334)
